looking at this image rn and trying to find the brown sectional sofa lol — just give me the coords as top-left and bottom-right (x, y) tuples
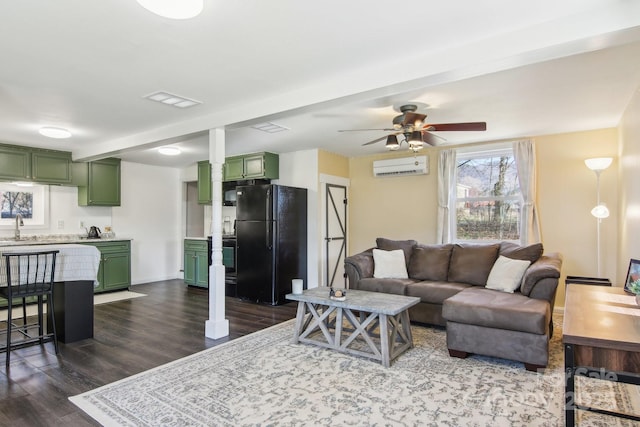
(344, 238), (563, 371)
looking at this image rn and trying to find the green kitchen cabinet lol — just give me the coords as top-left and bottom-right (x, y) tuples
(184, 239), (208, 288)
(197, 160), (212, 204)
(222, 246), (234, 269)
(223, 152), (279, 181)
(0, 143), (72, 184)
(31, 150), (72, 184)
(74, 158), (121, 206)
(81, 240), (131, 293)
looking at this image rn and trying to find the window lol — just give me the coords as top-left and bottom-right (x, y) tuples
(454, 146), (521, 242)
(0, 183), (49, 230)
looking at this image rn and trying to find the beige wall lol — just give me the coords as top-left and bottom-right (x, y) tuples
(347, 129), (620, 310)
(618, 88), (640, 282)
(318, 149), (349, 178)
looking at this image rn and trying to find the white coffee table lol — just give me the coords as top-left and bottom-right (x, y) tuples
(286, 288), (420, 367)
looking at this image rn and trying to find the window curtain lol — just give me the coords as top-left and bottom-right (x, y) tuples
(513, 139), (541, 244)
(437, 149), (457, 244)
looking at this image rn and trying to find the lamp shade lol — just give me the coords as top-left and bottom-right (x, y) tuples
(408, 131), (423, 146)
(585, 157), (613, 171)
(385, 135), (400, 150)
(591, 203), (610, 219)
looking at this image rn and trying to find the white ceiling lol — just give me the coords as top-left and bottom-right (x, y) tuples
(1, 0), (640, 168)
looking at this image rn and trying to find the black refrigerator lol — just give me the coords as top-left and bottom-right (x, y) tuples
(235, 184), (307, 305)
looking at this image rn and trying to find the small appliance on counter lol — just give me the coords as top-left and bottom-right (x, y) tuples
(87, 226), (101, 239)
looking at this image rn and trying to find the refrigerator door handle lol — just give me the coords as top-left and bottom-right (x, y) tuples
(266, 221), (272, 250)
(266, 187), (271, 221)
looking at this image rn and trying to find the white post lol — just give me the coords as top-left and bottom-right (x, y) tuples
(205, 128), (229, 339)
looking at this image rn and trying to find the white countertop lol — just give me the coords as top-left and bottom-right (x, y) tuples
(0, 237), (131, 247)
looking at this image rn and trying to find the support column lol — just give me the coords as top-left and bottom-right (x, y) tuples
(205, 128), (229, 339)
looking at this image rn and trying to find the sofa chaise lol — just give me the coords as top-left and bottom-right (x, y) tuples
(344, 238), (563, 371)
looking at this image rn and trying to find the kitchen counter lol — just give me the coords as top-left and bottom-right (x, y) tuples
(0, 236), (131, 247)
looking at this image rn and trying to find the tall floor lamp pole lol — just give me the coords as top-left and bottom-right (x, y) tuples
(585, 157), (613, 278)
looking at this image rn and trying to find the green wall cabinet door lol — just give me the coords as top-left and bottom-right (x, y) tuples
(223, 152), (279, 182)
(0, 145), (31, 180)
(82, 240), (131, 293)
(0, 143), (72, 184)
(31, 150), (72, 184)
(197, 160), (212, 204)
(184, 239), (208, 288)
(74, 158), (121, 206)
(222, 157), (245, 181)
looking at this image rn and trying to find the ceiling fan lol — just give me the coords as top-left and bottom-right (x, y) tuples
(338, 104), (486, 152)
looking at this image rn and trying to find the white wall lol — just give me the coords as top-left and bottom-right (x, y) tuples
(618, 87), (640, 281)
(113, 161), (182, 285)
(275, 149), (320, 288)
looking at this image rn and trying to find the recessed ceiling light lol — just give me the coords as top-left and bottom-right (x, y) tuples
(144, 91), (202, 109)
(39, 127), (72, 139)
(158, 146), (181, 156)
(136, 0), (203, 20)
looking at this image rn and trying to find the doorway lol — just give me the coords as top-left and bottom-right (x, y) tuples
(324, 183), (348, 288)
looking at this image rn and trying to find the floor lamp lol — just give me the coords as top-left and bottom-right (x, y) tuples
(584, 157), (613, 278)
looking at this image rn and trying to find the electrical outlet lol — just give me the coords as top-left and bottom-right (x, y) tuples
(57, 220), (64, 229)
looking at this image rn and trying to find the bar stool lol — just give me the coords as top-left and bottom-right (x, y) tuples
(0, 250), (59, 367)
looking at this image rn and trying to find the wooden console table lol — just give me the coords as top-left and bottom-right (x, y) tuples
(563, 284), (640, 426)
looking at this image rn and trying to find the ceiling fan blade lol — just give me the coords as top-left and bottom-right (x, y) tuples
(402, 112), (427, 127)
(362, 135), (389, 146)
(424, 122), (487, 132)
(422, 131), (446, 146)
(338, 128), (396, 132)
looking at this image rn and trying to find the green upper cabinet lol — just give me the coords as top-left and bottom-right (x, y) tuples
(198, 152), (279, 204)
(223, 152), (279, 182)
(74, 158), (121, 206)
(197, 160), (212, 204)
(0, 143), (71, 184)
(31, 150), (72, 184)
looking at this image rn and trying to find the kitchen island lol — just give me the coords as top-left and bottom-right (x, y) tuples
(0, 243), (101, 343)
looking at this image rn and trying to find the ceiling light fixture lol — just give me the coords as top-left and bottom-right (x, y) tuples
(39, 127), (72, 139)
(136, 0), (203, 20)
(385, 135), (400, 150)
(158, 146), (181, 156)
(384, 132), (424, 153)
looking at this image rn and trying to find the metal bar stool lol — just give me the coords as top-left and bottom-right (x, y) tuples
(0, 250), (59, 367)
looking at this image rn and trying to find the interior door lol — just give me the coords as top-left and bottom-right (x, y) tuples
(324, 184), (347, 288)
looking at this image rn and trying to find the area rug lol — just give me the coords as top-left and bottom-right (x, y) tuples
(69, 317), (640, 426)
(0, 290), (146, 321)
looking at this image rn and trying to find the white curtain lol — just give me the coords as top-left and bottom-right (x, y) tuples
(437, 149), (457, 244)
(513, 139), (541, 244)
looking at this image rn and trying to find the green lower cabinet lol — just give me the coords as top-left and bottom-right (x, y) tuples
(81, 240), (131, 293)
(184, 239), (208, 288)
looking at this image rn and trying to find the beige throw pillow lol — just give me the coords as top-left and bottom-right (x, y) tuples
(486, 255), (531, 293)
(373, 249), (408, 279)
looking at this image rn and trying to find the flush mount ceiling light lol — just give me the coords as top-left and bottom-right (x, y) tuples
(144, 91), (202, 109)
(136, 0), (203, 19)
(158, 146), (181, 156)
(39, 127), (72, 139)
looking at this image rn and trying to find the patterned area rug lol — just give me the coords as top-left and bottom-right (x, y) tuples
(69, 317), (640, 426)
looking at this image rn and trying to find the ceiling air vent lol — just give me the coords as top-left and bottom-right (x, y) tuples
(144, 91), (202, 109)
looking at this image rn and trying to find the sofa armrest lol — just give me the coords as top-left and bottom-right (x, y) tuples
(344, 248), (374, 288)
(520, 252), (563, 301)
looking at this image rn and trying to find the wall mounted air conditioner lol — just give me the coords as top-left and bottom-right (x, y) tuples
(373, 155), (428, 177)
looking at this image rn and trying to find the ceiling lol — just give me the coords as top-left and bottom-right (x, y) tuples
(1, 1), (640, 168)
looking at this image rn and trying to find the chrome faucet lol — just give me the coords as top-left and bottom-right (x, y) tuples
(15, 213), (24, 240)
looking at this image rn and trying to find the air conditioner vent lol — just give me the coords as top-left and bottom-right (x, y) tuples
(373, 156), (428, 177)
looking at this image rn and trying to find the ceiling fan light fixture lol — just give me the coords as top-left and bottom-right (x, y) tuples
(408, 131), (423, 146)
(385, 135), (400, 150)
(136, 0), (203, 19)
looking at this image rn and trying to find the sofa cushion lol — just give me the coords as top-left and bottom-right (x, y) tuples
(356, 278), (414, 295)
(408, 244), (453, 281)
(373, 249), (408, 279)
(442, 287), (550, 335)
(376, 237), (417, 268)
(499, 242), (543, 264)
(447, 243), (500, 286)
(406, 280), (471, 305)
(486, 255), (531, 293)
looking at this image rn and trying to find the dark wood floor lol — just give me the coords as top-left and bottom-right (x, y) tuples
(0, 280), (298, 426)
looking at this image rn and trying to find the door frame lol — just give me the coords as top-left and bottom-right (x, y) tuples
(319, 174), (350, 288)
